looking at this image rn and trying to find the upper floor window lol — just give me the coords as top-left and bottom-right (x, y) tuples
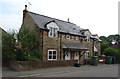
(46, 22), (59, 37)
(49, 27), (58, 37)
(66, 34), (70, 39)
(48, 49), (57, 60)
(85, 36), (90, 41)
(76, 36), (79, 40)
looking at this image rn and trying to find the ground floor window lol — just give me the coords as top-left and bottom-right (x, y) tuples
(74, 52), (79, 60)
(48, 50), (57, 60)
(64, 51), (71, 60)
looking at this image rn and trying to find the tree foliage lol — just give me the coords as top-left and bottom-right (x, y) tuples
(100, 34), (120, 54)
(99, 36), (108, 42)
(17, 27), (43, 61)
(101, 41), (110, 53)
(2, 30), (16, 60)
(104, 48), (120, 63)
(100, 34), (120, 44)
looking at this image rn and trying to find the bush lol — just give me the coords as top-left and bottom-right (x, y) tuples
(29, 50), (43, 60)
(25, 55), (38, 61)
(24, 50), (43, 61)
(2, 31), (16, 61)
(16, 48), (25, 61)
(17, 27), (43, 61)
(103, 48), (120, 63)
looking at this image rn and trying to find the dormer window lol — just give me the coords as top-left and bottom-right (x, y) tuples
(66, 34), (70, 39)
(87, 36), (90, 41)
(85, 36), (90, 41)
(49, 27), (58, 37)
(46, 22), (59, 37)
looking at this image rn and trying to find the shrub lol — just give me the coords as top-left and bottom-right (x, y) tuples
(103, 48), (120, 63)
(25, 55), (38, 61)
(30, 50), (43, 60)
(17, 27), (43, 61)
(16, 48), (25, 61)
(2, 31), (16, 61)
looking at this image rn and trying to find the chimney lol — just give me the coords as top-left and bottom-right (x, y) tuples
(25, 5), (27, 11)
(23, 5), (28, 20)
(68, 18), (69, 22)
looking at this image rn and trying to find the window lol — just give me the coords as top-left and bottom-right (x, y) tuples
(48, 50), (57, 60)
(85, 36), (90, 41)
(66, 34), (70, 39)
(49, 27), (58, 37)
(76, 36), (79, 40)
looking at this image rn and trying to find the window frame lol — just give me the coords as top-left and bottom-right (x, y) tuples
(49, 27), (58, 37)
(66, 34), (70, 39)
(85, 36), (90, 42)
(75, 36), (79, 40)
(48, 49), (57, 60)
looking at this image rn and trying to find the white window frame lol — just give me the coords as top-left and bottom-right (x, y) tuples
(66, 34), (70, 39)
(48, 49), (57, 60)
(85, 36), (90, 41)
(76, 36), (79, 40)
(49, 27), (58, 37)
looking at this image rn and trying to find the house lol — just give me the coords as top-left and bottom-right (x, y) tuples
(110, 43), (120, 50)
(20, 5), (101, 64)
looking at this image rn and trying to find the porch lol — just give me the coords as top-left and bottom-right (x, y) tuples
(62, 42), (88, 64)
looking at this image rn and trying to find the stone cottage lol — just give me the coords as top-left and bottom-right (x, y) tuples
(20, 5), (101, 64)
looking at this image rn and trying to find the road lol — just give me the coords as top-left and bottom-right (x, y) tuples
(39, 64), (118, 77)
(2, 64), (118, 77)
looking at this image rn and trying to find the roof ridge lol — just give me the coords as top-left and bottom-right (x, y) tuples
(28, 11), (77, 25)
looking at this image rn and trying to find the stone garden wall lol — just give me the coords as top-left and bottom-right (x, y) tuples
(9, 60), (76, 71)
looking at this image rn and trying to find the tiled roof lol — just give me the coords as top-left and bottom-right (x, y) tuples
(110, 44), (120, 49)
(28, 11), (83, 36)
(63, 41), (88, 50)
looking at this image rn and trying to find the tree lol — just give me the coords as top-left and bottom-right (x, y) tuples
(100, 34), (120, 53)
(2, 30), (16, 61)
(17, 27), (43, 61)
(104, 48), (120, 63)
(101, 41), (110, 54)
(99, 36), (107, 42)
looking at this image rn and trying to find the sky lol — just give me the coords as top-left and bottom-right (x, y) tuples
(0, 0), (119, 36)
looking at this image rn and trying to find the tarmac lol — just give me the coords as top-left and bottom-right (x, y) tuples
(2, 64), (118, 77)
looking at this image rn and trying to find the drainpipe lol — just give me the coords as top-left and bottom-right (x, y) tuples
(92, 38), (95, 56)
(60, 33), (62, 60)
(42, 30), (44, 58)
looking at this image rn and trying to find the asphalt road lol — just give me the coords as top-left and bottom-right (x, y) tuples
(2, 64), (118, 77)
(39, 64), (118, 77)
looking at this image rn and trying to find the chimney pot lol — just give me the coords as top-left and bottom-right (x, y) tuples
(68, 18), (69, 22)
(25, 5), (27, 10)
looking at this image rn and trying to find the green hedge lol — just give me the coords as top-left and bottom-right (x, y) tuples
(104, 48), (120, 63)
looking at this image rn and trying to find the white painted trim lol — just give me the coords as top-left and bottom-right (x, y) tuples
(74, 52), (79, 60)
(46, 22), (59, 37)
(65, 52), (70, 60)
(48, 49), (57, 60)
(66, 34), (70, 39)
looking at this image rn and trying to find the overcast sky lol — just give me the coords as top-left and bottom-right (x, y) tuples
(0, 0), (119, 36)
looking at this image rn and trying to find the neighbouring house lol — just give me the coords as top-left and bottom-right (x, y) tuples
(110, 43), (120, 50)
(20, 5), (101, 64)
